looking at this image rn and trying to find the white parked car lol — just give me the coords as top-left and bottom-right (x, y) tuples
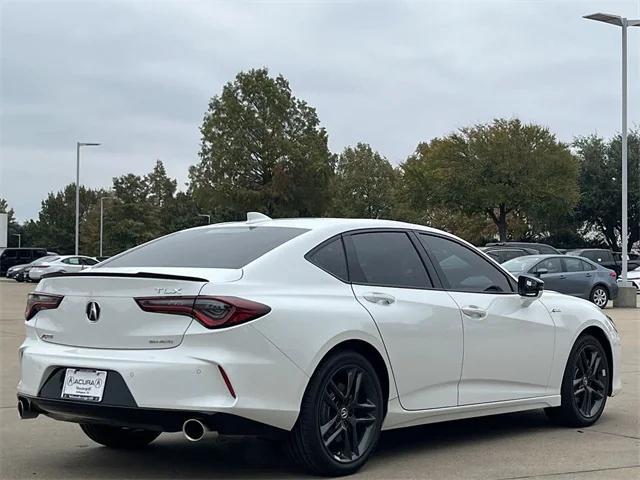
(620, 266), (640, 291)
(28, 255), (100, 281)
(17, 215), (621, 476)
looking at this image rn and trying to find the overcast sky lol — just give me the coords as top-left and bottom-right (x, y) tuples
(1, 0), (639, 222)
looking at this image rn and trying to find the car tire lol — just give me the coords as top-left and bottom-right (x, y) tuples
(80, 423), (160, 449)
(286, 350), (384, 476)
(545, 334), (609, 428)
(589, 285), (609, 309)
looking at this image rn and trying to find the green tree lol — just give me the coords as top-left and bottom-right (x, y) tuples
(401, 118), (579, 241)
(330, 143), (396, 218)
(91, 162), (171, 255)
(574, 132), (640, 251)
(81, 160), (199, 256)
(189, 68), (334, 219)
(27, 185), (101, 253)
(147, 160), (177, 207)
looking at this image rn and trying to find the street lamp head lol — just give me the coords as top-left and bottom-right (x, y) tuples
(584, 13), (640, 27)
(78, 142), (101, 147)
(583, 13), (624, 26)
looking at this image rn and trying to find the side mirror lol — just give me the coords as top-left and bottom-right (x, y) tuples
(518, 275), (544, 299)
(534, 268), (548, 277)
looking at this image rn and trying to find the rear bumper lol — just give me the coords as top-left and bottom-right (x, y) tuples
(18, 321), (309, 431)
(18, 394), (285, 435)
(29, 270), (45, 280)
(609, 282), (619, 300)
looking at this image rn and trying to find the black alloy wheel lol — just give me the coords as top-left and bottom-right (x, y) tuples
(546, 334), (609, 427)
(571, 344), (608, 418)
(287, 350), (384, 476)
(319, 365), (379, 463)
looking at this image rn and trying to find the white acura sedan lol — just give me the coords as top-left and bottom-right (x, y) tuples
(17, 215), (621, 476)
(28, 255), (100, 281)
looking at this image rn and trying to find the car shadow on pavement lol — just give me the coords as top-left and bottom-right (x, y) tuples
(37, 409), (558, 479)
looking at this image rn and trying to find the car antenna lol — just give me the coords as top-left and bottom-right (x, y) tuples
(246, 212), (272, 224)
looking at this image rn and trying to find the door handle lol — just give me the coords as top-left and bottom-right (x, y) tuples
(585, 273), (592, 277)
(363, 293), (396, 305)
(559, 275), (566, 279)
(461, 305), (487, 320)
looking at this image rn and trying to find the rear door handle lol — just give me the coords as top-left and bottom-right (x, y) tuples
(559, 275), (567, 279)
(585, 273), (592, 277)
(363, 293), (396, 305)
(461, 305), (487, 320)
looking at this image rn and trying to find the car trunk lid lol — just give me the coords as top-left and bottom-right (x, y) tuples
(33, 268), (242, 349)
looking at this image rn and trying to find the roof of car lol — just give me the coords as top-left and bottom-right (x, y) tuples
(194, 217), (442, 234)
(570, 249), (609, 253)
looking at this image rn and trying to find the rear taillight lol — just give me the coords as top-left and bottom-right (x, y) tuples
(134, 296), (270, 330)
(610, 271), (617, 279)
(25, 293), (64, 320)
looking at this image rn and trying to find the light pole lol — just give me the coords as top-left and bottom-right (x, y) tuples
(99, 196), (115, 258)
(584, 13), (640, 287)
(197, 214), (211, 224)
(12, 233), (21, 248)
(75, 142), (101, 255)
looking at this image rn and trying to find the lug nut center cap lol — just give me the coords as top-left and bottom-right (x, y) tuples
(340, 407), (349, 420)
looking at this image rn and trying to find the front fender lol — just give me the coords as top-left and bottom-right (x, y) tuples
(540, 292), (621, 395)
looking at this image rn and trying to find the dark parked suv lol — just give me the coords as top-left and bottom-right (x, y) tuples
(485, 242), (562, 255)
(0, 248), (49, 276)
(479, 246), (538, 264)
(567, 249), (640, 277)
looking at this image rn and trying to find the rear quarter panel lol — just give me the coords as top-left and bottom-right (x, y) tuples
(201, 228), (398, 402)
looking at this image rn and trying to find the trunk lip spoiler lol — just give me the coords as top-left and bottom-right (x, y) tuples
(42, 271), (209, 282)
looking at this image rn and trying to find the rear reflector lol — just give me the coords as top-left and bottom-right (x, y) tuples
(218, 365), (237, 399)
(25, 293), (64, 320)
(134, 296), (270, 330)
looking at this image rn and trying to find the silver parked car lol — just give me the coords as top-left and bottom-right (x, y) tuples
(28, 255), (99, 281)
(503, 254), (618, 308)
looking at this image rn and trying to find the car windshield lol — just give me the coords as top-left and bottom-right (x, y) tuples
(99, 226), (309, 269)
(502, 256), (542, 273)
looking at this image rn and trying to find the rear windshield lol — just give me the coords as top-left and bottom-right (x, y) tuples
(33, 256), (59, 265)
(99, 226), (308, 269)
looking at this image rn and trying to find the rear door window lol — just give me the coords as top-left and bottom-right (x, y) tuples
(347, 231), (431, 289)
(535, 245), (556, 254)
(563, 257), (586, 272)
(502, 249), (526, 262)
(101, 226), (308, 269)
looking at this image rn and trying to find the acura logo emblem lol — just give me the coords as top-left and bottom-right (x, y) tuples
(86, 302), (101, 322)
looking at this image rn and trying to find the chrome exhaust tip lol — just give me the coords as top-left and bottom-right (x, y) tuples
(182, 418), (207, 442)
(18, 397), (38, 419)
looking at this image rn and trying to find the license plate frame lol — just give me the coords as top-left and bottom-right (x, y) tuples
(61, 368), (107, 402)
